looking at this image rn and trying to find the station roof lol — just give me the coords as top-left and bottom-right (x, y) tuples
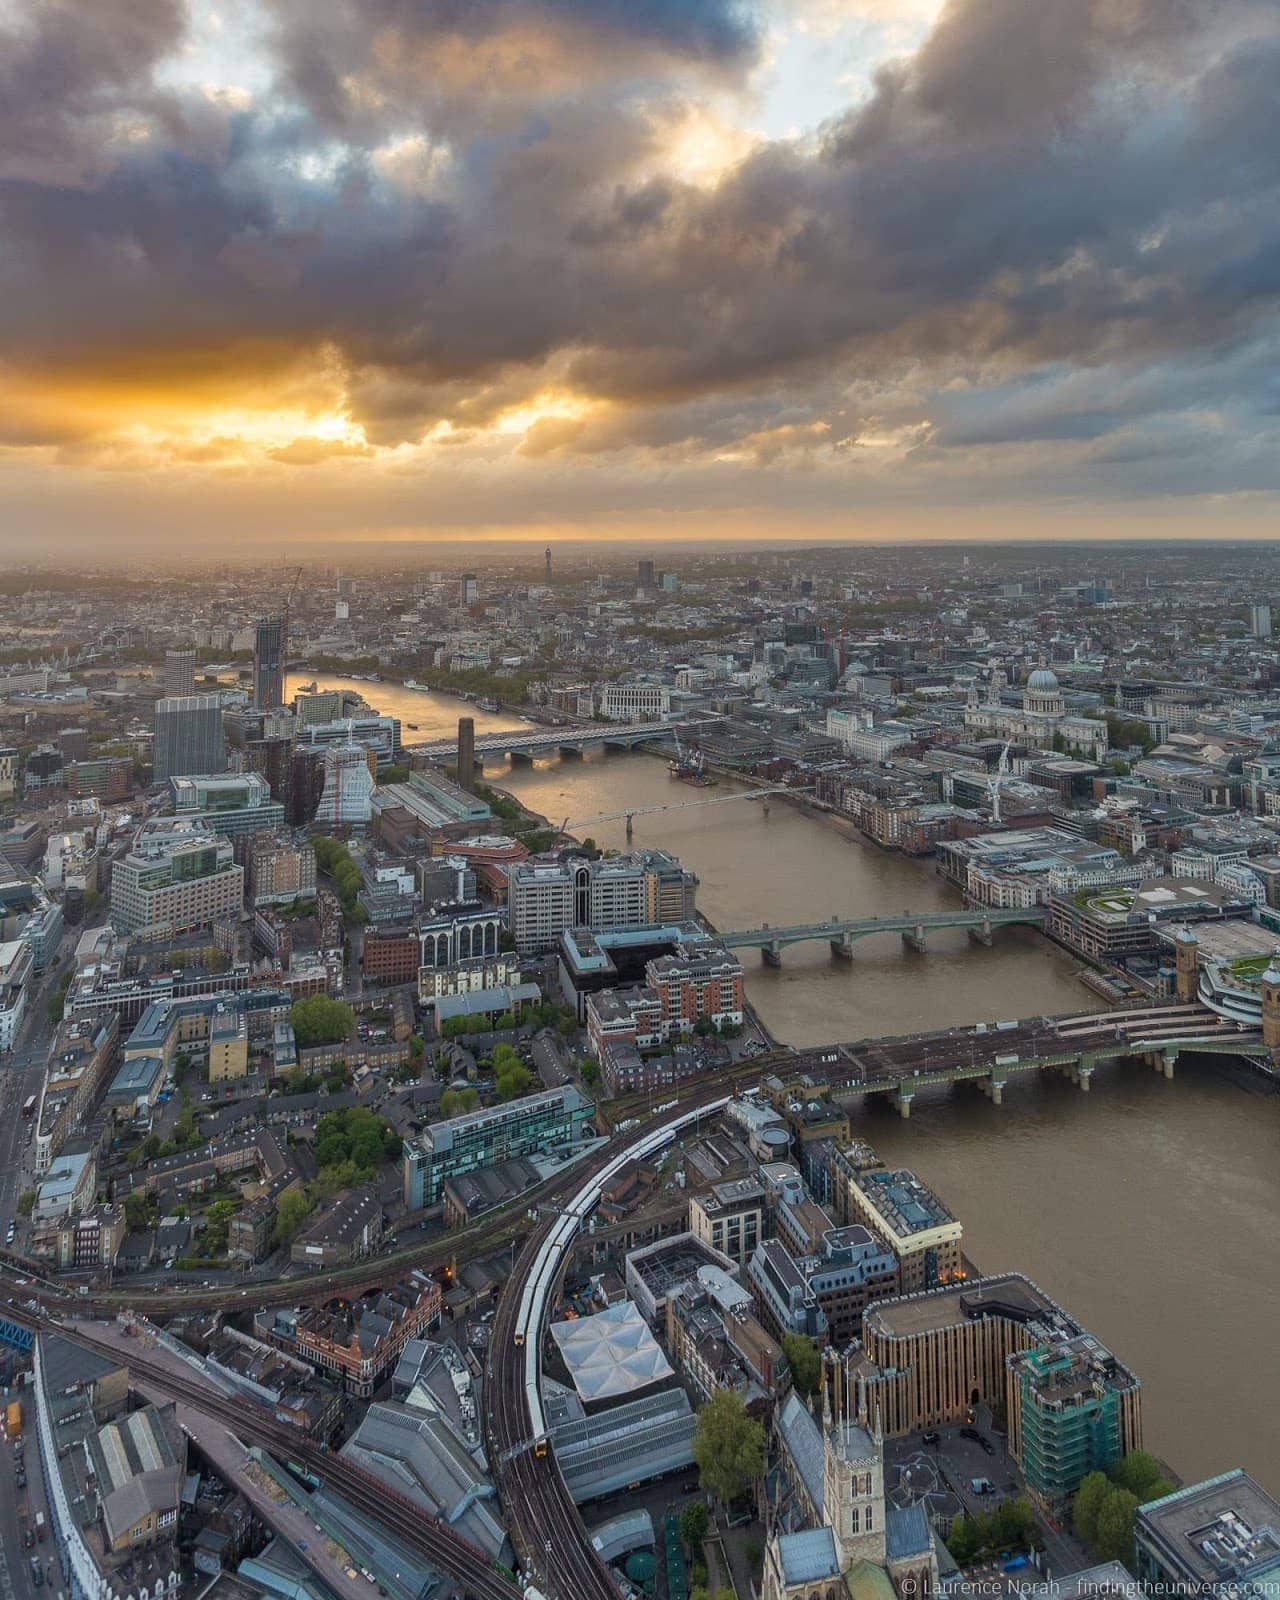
(550, 1298), (673, 1404)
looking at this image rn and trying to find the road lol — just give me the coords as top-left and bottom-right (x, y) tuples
(0, 1393), (61, 1600)
(0, 930), (76, 1235)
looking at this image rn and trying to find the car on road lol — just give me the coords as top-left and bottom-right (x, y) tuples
(959, 1426), (981, 1442)
(922, 1431), (940, 1446)
(976, 1433), (995, 1455)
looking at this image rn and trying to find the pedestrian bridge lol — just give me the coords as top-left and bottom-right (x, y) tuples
(719, 906), (1045, 963)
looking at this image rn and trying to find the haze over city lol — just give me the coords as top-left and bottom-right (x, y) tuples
(3, 0), (1279, 549)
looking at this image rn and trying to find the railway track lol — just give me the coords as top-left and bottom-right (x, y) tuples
(485, 1089), (737, 1600)
(59, 1323), (522, 1600)
(486, 1223), (619, 1600)
(0, 1133), (608, 1317)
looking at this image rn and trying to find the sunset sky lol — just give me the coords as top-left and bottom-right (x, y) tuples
(3, 0), (1278, 551)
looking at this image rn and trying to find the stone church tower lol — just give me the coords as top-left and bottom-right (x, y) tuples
(821, 1349), (886, 1568)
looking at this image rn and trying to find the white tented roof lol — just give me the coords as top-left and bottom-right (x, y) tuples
(550, 1300), (673, 1404)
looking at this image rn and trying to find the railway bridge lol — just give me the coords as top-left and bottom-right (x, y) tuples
(720, 905), (1046, 964)
(788, 1002), (1265, 1116)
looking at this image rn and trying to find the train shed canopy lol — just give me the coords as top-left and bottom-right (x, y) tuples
(550, 1299), (673, 1404)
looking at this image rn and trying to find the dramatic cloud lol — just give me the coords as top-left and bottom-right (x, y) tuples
(1, 0), (1279, 545)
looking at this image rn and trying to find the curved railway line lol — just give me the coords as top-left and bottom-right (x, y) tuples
(486, 1092), (732, 1600)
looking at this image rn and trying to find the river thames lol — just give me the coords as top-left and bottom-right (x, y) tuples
(299, 676), (1278, 1489)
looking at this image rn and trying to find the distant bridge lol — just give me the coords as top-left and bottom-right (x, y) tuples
(720, 905), (1046, 963)
(405, 720), (687, 763)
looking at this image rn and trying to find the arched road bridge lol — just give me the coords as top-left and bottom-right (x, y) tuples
(719, 905), (1046, 963)
(405, 720), (688, 762)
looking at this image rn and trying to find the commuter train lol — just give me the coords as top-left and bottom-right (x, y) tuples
(515, 1095), (732, 1452)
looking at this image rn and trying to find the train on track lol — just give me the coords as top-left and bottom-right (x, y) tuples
(512, 1094), (732, 1455)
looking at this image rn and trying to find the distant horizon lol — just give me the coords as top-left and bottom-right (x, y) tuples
(3, 529), (1280, 576)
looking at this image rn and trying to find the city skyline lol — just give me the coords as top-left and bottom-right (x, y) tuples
(3, 0), (1279, 551)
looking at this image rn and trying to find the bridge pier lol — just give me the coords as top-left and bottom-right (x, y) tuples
(1061, 1054), (1096, 1090)
(830, 935), (854, 961)
(1146, 1049), (1176, 1080)
(901, 924), (928, 954)
(893, 1090), (914, 1119)
(761, 942), (782, 968)
(967, 917), (994, 947)
(624, 812), (634, 841)
(507, 748), (534, 765)
(979, 1075), (1007, 1105)
(557, 745), (584, 760)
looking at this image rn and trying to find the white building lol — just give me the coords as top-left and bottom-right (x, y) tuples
(108, 824), (243, 939)
(314, 741), (376, 827)
(597, 682), (671, 722)
(964, 666), (1108, 761)
(0, 937), (33, 1050)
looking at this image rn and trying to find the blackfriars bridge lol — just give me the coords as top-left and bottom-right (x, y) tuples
(405, 720), (685, 763)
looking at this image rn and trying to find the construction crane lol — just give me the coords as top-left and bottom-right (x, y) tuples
(987, 739), (1014, 824)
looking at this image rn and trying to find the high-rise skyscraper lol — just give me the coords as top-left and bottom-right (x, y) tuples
(253, 616), (286, 709)
(153, 695), (226, 783)
(544, 545), (552, 583)
(638, 559), (655, 590)
(461, 573), (478, 608)
(163, 648), (197, 698)
(1251, 603), (1272, 639)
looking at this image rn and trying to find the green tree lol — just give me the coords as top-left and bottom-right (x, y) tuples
(123, 1192), (151, 1228)
(440, 1087), (479, 1117)
(678, 1499), (710, 1548)
(692, 1391), (764, 1506)
(579, 1059), (600, 1087)
(781, 1333), (820, 1398)
(313, 1105), (395, 1175)
(496, 1062), (533, 1100)
(1110, 1450), (1169, 1502)
(47, 984), (68, 1026)
(16, 1190), (35, 1218)
(1073, 1472), (1111, 1548)
(1094, 1488), (1140, 1564)
(273, 1187), (313, 1244)
(290, 995), (355, 1047)
(946, 1515), (984, 1566)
